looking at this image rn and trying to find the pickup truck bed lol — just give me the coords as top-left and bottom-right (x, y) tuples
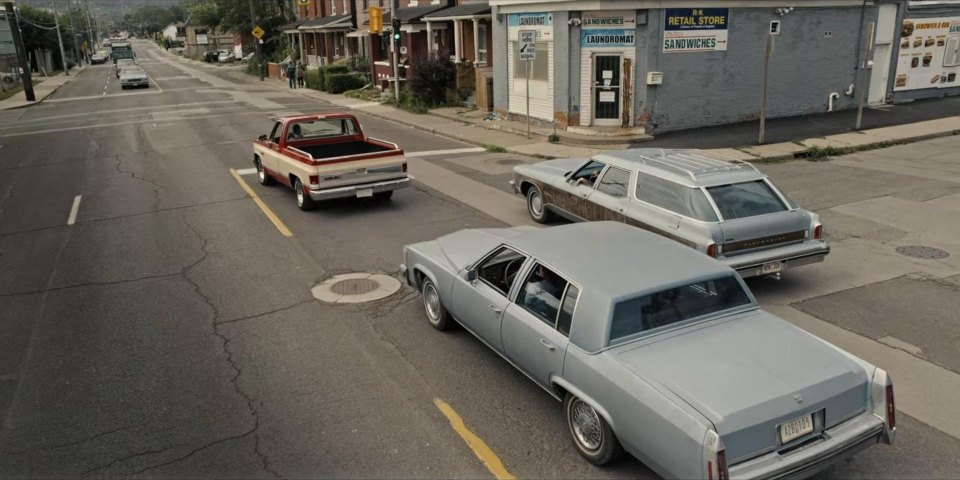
(293, 141), (394, 160)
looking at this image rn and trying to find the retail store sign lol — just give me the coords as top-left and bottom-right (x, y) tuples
(582, 29), (636, 48)
(663, 8), (729, 53)
(508, 13), (552, 28)
(894, 16), (960, 91)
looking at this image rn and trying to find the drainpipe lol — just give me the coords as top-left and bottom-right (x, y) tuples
(828, 92), (840, 112)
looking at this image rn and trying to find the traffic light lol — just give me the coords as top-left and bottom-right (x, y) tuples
(369, 7), (383, 33)
(392, 18), (401, 43)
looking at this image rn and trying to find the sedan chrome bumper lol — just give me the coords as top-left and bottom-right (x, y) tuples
(729, 412), (885, 480)
(308, 177), (410, 201)
(721, 241), (830, 278)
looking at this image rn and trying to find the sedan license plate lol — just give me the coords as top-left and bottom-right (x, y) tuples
(356, 188), (373, 198)
(779, 414), (814, 444)
(762, 261), (784, 274)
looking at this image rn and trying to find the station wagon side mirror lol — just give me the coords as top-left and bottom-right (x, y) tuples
(258, 134), (268, 141)
(465, 269), (478, 283)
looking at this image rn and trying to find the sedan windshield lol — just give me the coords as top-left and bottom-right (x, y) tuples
(609, 276), (752, 343)
(707, 180), (788, 220)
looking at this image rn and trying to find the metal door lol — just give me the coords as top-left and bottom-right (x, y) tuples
(868, 4), (898, 105)
(593, 55), (621, 126)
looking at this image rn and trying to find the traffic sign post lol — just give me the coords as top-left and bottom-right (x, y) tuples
(519, 30), (536, 139)
(251, 26), (265, 40)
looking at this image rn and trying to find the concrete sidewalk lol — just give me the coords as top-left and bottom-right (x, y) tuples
(250, 72), (960, 162)
(0, 66), (85, 110)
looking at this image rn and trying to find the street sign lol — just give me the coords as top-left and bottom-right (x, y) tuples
(519, 30), (536, 61)
(252, 25), (265, 39)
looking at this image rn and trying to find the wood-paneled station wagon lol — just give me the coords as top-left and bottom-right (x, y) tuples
(510, 149), (829, 278)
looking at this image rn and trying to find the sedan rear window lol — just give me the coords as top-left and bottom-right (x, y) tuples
(707, 180), (787, 220)
(609, 276), (752, 343)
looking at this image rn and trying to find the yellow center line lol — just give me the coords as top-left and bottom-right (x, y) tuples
(434, 398), (517, 480)
(229, 168), (293, 237)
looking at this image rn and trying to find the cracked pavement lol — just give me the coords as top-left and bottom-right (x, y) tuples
(1, 39), (958, 479)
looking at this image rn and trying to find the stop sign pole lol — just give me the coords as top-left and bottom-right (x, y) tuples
(519, 30), (536, 139)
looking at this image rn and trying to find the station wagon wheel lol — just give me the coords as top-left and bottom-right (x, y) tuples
(293, 177), (316, 211)
(255, 157), (274, 186)
(564, 394), (623, 466)
(526, 185), (553, 224)
(421, 279), (450, 331)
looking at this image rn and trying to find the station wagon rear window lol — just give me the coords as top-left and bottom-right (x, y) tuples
(707, 180), (788, 220)
(608, 276), (752, 343)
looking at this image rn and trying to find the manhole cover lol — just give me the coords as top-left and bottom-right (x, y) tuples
(311, 273), (401, 304)
(896, 245), (950, 259)
(497, 159), (523, 166)
(330, 278), (379, 295)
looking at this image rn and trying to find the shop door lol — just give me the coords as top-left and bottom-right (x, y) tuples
(593, 55), (621, 126)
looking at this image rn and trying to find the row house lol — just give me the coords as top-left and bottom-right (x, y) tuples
(286, 0), (496, 99)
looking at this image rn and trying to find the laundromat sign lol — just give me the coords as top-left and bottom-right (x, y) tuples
(663, 8), (729, 53)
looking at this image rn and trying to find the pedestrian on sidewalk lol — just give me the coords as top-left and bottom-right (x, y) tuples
(286, 62), (296, 89)
(296, 60), (305, 88)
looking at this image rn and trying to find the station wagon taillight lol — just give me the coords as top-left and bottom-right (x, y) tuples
(813, 224), (823, 240)
(706, 243), (718, 257)
(886, 384), (896, 430)
(309, 175), (320, 186)
(703, 430), (729, 480)
(402, 162), (408, 172)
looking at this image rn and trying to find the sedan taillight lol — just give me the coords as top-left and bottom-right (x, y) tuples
(886, 384), (896, 430)
(813, 224), (823, 240)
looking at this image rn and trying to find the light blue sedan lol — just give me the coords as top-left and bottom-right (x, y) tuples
(401, 222), (894, 479)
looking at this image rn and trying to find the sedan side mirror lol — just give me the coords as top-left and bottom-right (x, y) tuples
(466, 269), (478, 283)
(258, 134), (268, 141)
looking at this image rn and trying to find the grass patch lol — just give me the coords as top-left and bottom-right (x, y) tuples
(0, 84), (24, 101)
(794, 140), (909, 161)
(484, 144), (507, 153)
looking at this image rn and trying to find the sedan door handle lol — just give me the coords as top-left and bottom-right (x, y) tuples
(489, 304), (503, 315)
(540, 339), (556, 351)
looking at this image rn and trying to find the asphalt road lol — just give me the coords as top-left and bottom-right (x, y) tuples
(0, 40), (958, 479)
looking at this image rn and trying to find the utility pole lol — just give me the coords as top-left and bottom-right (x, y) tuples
(391, 0), (400, 102)
(249, 0), (263, 80)
(52, 0), (69, 75)
(855, 22), (875, 131)
(83, 0), (94, 53)
(66, 0), (82, 65)
(3, 2), (36, 101)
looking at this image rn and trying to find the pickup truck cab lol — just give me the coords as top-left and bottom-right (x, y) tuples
(253, 113), (409, 210)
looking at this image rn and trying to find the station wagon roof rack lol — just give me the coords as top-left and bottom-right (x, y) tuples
(600, 149), (760, 183)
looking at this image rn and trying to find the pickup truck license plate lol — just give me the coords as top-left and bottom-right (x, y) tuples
(356, 188), (373, 198)
(762, 261), (784, 274)
(779, 414), (814, 444)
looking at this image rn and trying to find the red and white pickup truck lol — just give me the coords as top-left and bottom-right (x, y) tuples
(252, 113), (409, 210)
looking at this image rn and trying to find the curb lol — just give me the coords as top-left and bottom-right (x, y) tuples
(0, 68), (83, 110)
(740, 128), (960, 163)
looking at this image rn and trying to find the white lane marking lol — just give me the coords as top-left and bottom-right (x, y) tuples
(405, 147), (486, 157)
(235, 168), (258, 176)
(0, 111), (264, 137)
(67, 195), (82, 225)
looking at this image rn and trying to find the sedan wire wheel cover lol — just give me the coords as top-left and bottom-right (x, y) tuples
(571, 400), (603, 451)
(424, 284), (442, 322)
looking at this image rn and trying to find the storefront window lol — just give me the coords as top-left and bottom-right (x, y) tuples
(512, 41), (549, 81)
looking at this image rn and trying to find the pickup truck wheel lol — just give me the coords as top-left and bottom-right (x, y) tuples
(373, 191), (393, 201)
(293, 178), (316, 211)
(564, 394), (623, 466)
(421, 280), (450, 331)
(255, 158), (274, 186)
(526, 185), (553, 224)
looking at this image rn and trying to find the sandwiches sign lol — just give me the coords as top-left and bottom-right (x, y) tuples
(663, 8), (729, 53)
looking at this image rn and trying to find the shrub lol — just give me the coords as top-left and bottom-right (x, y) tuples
(325, 73), (365, 94)
(409, 53), (455, 107)
(304, 69), (322, 90)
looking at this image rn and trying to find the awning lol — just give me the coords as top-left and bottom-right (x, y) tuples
(363, 5), (449, 26)
(422, 3), (491, 21)
(280, 21), (301, 34)
(299, 14), (353, 31)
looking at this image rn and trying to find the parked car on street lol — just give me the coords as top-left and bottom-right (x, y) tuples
(202, 50), (222, 63)
(90, 53), (108, 64)
(252, 113), (409, 210)
(401, 221), (895, 479)
(115, 58), (136, 78)
(218, 51), (236, 63)
(511, 149), (829, 278)
(119, 67), (149, 89)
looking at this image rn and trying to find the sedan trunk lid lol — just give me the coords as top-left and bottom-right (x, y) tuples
(614, 311), (868, 463)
